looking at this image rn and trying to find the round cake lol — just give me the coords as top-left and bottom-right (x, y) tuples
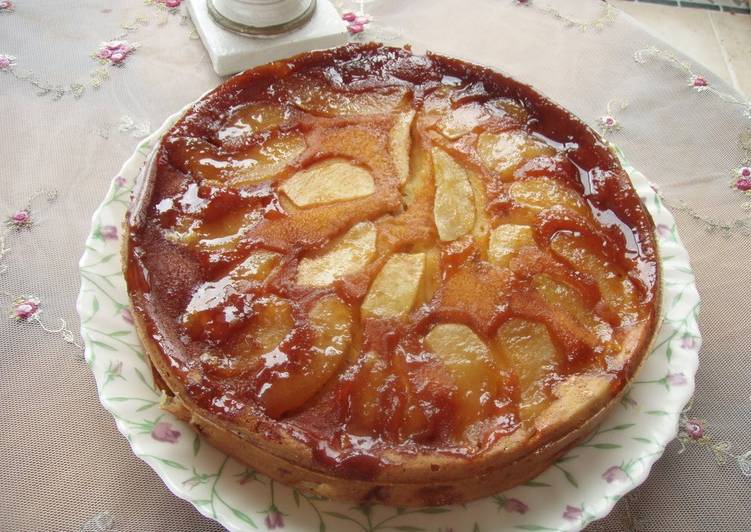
(124, 43), (660, 506)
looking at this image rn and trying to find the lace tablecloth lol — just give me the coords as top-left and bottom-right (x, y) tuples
(2, 1), (750, 531)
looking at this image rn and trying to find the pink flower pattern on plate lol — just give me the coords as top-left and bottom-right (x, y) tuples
(562, 505), (583, 521)
(98, 225), (118, 240)
(666, 371), (687, 386)
(151, 422), (181, 443)
(602, 465), (629, 483)
(264, 510), (284, 529)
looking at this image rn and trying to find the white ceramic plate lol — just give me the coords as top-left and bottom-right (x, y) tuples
(77, 105), (700, 532)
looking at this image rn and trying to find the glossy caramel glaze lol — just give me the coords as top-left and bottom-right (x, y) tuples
(126, 44), (659, 480)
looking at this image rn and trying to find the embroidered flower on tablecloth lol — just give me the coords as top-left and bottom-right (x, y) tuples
(12, 296), (41, 321)
(683, 418), (705, 440)
(690, 74), (709, 92)
(0, 53), (17, 71)
(733, 166), (751, 193)
(599, 115), (619, 133)
(95, 40), (137, 66)
(6, 209), (32, 229)
(0, 1), (14, 13)
(151, 421), (181, 443)
(341, 11), (370, 34)
(163, 0), (182, 7)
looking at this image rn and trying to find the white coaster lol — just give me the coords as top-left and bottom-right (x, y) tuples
(187, 0), (349, 77)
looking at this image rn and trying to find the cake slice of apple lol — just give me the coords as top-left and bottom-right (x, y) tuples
(291, 83), (407, 117)
(217, 102), (288, 144)
(257, 295), (352, 418)
(477, 130), (555, 176)
(509, 177), (587, 215)
(432, 148), (476, 241)
(488, 224), (536, 267)
(496, 318), (558, 420)
(228, 133), (307, 187)
(297, 221), (377, 287)
(280, 158), (375, 208)
(424, 323), (499, 429)
(362, 252), (425, 319)
(389, 109), (415, 184)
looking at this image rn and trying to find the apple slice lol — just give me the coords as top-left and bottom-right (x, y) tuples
(488, 224), (535, 267)
(228, 133), (307, 187)
(438, 102), (488, 140)
(291, 83), (407, 117)
(477, 130), (555, 176)
(280, 158), (375, 208)
(230, 250), (281, 282)
(532, 273), (615, 350)
(550, 232), (639, 323)
(362, 252), (425, 319)
(217, 102), (287, 144)
(297, 221), (377, 287)
(389, 109), (415, 184)
(509, 178), (587, 215)
(256, 295), (352, 418)
(424, 323), (498, 428)
(495, 318), (558, 419)
(432, 148), (476, 241)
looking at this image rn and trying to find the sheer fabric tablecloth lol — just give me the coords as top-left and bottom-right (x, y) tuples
(1, 1), (749, 530)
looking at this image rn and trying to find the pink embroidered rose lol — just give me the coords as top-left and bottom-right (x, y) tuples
(666, 371), (687, 386)
(164, 0), (181, 7)
(503, 498), (529, 514)
(602, 465), (628, 483)
(264, 509), (284, 529)
(0, 1), (14, 11)
(8, 209), (32, 228)
(736, 167), (751, 191)
(690, 74), (709, 91)
(600, 115), (617, 128)
(563, 505), (583, 521)
(684, 418), (705, 440)
(0, 53), (16, 71)
(99, 225), (118, 240)
(151, 421), (181, 443)
(97, 41), (136, 66)
(122, 307), (134, 324)
(343, 11), (369, 34)
(14, 296), (40, 321)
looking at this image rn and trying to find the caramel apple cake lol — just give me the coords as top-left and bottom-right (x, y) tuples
(124, 43), (660, 506)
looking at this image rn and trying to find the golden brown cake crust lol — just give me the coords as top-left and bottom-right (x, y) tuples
(123, 43), (661, 506)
